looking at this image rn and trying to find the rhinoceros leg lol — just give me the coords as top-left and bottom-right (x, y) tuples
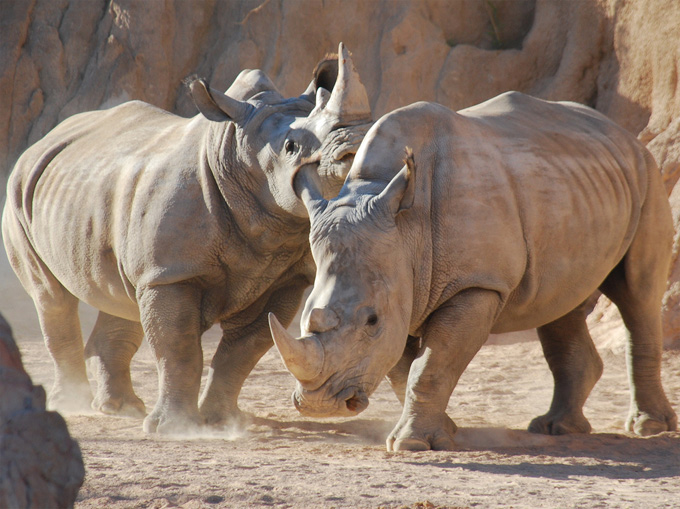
(387, 289), (501, 452)
(84, 312), (146, 418)
(386, 335), (420, 405)
(34, 293), (93, 413)
(3, 216), (92, 412)
(138, 284), (205, 434)
(199, 280), (308, 427)
(198, 324), (273, 427)
(529, 302), (603, 435)
(598, 180), (677, 436)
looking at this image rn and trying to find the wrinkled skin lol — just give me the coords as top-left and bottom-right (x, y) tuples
(3, 44), (372, 434)
(270, 92), (678, 451)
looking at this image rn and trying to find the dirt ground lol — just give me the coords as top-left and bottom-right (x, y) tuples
(3, 249), (679, 508)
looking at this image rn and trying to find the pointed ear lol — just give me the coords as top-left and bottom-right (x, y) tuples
(377, 147), (416, 216)
(187, 77), (253, 123)
(293, 164), (328, 218)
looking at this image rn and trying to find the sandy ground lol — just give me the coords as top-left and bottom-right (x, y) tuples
(2, 246), (679, 508)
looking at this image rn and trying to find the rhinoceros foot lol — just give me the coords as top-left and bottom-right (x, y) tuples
(626, 407), (678, 437)
(528, 410), (592, 435)
(386, 412), (458, 452)
(93, 393), (146, 419)
(47, 381), (94, 415)
(143, 406), (206, 435)
(200, 404), (250, 430)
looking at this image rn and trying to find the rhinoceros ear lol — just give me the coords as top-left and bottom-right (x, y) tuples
(226, 69), (281, 101)
(313, 55), (339, 94)
(300, 53), (339, 102)
(377, 148), (416, 216)
(187, 77), (253, 123)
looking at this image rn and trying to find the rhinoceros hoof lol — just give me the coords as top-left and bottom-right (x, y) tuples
(94, 394), (146, 419)
(389, 437), (432, 452)
(201, 406), (249, 430)
(528, 412), (591, 435)
(143, 409), (206, 435)
(48, 384), (93, 414)
(627, 410), (678, 437)
(386, 413), (458, 452)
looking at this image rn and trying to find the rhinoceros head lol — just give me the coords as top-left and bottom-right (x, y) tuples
(268, 150), (417, 417)
(188, 43), (372, 217)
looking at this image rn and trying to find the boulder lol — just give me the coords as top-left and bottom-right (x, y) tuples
(0, 314), (84, 508)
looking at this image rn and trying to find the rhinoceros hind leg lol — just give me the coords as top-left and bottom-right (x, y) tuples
(85, 312), (146, 419)
(530, 302), (603, 435)
(598, 176), (677, 436)
(35, 294), (93, 414)
(600, 267), (678, 436)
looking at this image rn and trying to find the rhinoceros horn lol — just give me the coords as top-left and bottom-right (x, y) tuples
(325, 42), (370, 123)
(268, 313), (324, 382)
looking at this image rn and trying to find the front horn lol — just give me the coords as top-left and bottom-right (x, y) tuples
(268, 313), (325, 382)
(325, 42), (371, 123)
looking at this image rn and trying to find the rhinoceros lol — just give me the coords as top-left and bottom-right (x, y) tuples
(3, 43), (372, 434)
(269, 92), (678, 451)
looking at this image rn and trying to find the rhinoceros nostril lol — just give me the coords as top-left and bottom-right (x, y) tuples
(346, 396), (360, 412)
(345, 391), (369, 414)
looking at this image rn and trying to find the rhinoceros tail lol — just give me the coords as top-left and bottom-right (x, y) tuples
(403, 146), (415, 179)
(182, 74), (202, 90)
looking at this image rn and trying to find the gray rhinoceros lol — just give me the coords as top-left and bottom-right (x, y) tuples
(269, 92), (678, 451)
(2, 43), (372, 434)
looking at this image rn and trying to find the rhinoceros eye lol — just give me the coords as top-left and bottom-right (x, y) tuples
(284, 139), (297, 154)
(366, 313), (378, 327)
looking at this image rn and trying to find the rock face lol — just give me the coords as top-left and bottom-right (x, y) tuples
(0, 314), (84, 508)
(2, 0), (680, 346)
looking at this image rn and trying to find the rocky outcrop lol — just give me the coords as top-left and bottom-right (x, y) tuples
(0, 314), (84, 508)
(2, 0), (680, 346)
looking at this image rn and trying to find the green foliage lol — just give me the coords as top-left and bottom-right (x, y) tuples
(485, 0), (504, 50)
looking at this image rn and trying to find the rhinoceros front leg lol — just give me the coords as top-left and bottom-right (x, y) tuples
(387, 289), (501, 452)
(84, 311), (146, 418)
(529, 302), (603, 435)
(138, 284), (205, 434)
(386, 335), (420, 405)
(199, 280), (308, 427)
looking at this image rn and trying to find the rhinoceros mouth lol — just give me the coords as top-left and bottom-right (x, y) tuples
(292, 385), (369, 417)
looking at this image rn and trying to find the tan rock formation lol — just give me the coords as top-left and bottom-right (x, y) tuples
(2, 0), (680, 347)
(0, 314), (84, 508)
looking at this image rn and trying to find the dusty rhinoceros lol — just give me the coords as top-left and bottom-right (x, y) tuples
(269, 92), (678, 451)
(2, 44), (372, 434)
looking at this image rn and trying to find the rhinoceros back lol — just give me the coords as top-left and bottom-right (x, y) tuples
(449, 92), (658, 329)
(3, 101), (200, 320)
(360, 93), (661, 331)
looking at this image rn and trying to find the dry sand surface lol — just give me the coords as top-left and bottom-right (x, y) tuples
(2, 249), (679, 508)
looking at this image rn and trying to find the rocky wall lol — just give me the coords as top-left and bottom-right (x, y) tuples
(2, 0), (680, 345)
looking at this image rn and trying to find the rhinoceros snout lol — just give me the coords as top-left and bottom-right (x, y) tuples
(292, 386), (369, 417)
(344, 390), (368, 414)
